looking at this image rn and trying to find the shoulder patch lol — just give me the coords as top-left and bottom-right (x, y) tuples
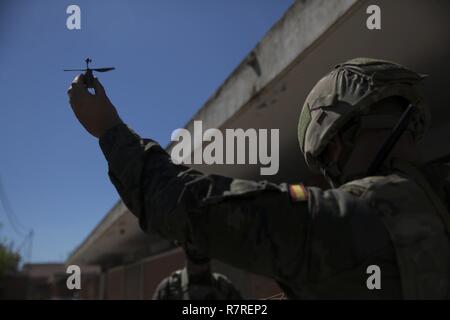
(340, 176), (390, 197)
(288, 184), (308, 202)
(340, 184), (367, 197)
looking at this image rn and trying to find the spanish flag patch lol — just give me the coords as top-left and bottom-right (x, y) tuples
(288, 184), (308, 202)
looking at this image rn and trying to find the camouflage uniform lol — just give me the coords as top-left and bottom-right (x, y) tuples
(152, 268), (243, 300)
(99, 58), (450, 299)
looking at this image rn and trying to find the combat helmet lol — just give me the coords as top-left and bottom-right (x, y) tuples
(153, 268), (243, 300)
(297, 58), (430, 184)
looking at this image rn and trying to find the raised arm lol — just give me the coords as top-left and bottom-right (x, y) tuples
(67, 75), (309, 279)
(99, 122), (309, 278)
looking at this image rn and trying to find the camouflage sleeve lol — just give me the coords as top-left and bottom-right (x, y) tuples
(99, 123), (309, 279)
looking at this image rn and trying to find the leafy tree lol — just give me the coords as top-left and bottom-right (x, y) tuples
(0, 225), (20, 279)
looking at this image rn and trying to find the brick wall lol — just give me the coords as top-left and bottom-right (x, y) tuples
(92, 247), (282, 299)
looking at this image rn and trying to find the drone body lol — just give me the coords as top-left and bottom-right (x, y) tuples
(64, 58), (115, 88)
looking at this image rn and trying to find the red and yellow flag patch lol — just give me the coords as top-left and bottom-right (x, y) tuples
(288, 184), (308, 202)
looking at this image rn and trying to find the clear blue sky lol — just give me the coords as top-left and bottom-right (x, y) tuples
(0, 0), (293, 263)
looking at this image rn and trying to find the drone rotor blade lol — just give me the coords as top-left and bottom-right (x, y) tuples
(63, 69), (87, 72)
(92, 67), (115, 72)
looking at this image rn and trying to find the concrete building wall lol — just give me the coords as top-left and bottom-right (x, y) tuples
(79, 247), (282, 300)
(101, 248), (185, 300)
(79, 274), (101, 300)
(104, 267), (125, 300)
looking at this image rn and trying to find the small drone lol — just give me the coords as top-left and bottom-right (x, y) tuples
(64, 58), (115, 88)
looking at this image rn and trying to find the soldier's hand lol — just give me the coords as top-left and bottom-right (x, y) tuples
(67, 74), (123, 138)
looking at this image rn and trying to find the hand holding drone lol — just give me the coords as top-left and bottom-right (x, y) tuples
(64, 58), (115, 88)
(66, 59), (122, 138)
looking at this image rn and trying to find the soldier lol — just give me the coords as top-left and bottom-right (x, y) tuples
(153, 244), (243, 300)
(68, 58), (450, 299)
